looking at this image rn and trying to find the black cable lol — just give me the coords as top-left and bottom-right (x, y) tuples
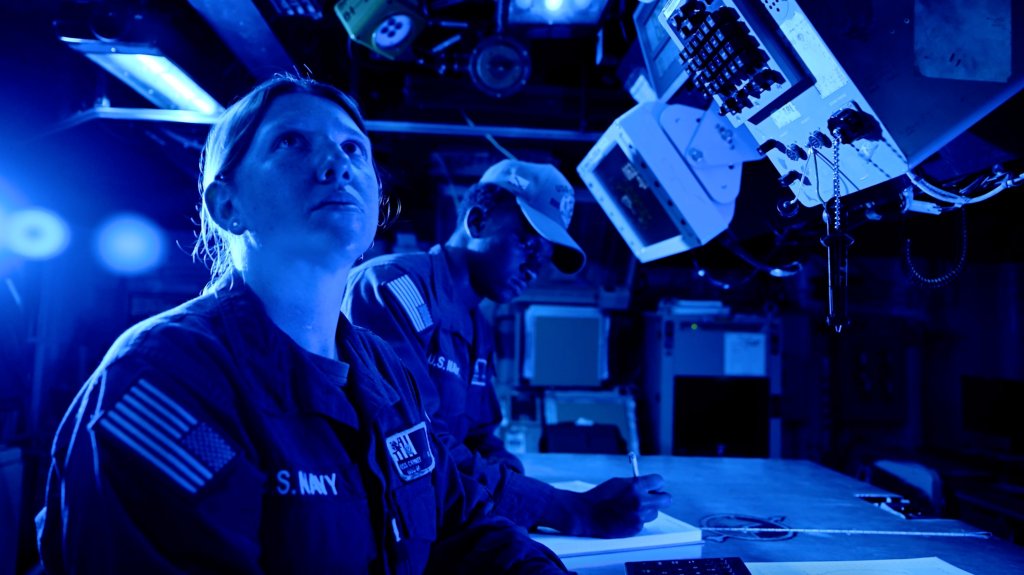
(691, 257), (757, 291)
(720, 231), (803, 278)
(903, 207), (967, 288)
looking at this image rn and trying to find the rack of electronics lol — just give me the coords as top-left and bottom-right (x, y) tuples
(642, 300), (782, 457)
(578, 0), (1024, 330)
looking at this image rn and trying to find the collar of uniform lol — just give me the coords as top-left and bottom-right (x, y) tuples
(210, 274), (295, 361)
(210, 274), (361, 426)
(428, 244), (476, 336)
(212, 275), (270, 342)
(335, 314), (403, 417)
(295, 348), (361, 427)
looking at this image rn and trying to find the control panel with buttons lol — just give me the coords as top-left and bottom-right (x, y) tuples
(657, 0), (909, 207)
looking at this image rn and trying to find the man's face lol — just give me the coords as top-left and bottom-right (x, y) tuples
(468, 202), (554, 303)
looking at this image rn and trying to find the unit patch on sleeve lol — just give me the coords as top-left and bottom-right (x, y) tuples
(385, 275), (434, 333)
(384, 421), (435, 481)
(95, 378), (236, 494)
(470, 358), (488, 386)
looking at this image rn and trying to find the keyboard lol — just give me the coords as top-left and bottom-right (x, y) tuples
(624, 557), (752, 575)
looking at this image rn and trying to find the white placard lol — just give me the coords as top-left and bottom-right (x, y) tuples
(723, 331), (767, 376)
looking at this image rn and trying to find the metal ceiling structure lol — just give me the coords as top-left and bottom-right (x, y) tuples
(2, 0), (1023, 268)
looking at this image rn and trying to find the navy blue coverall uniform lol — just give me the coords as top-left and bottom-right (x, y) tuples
(36, 277), (566, 574)
(344, 245), (562, 529)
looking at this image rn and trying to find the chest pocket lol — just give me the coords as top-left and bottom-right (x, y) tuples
(393, 476), (438, 543)
(262, 461), (375, 572)
(430, 325), (490, 441)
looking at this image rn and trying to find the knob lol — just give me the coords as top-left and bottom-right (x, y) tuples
(807, 131), (832, 149)
(778, 170), (802, 186)
(777, 197), (801, 218)
(682, 0), (706, 17)
(756, 139), (785, 155)
(753, 69), (783, 90)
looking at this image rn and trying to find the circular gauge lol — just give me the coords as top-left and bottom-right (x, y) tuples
(469, 36), (531, 98)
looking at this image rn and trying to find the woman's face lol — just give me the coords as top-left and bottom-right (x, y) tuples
(228, 92), (378, 269)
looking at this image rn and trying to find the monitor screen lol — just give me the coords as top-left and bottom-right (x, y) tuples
(578, 100), (741, 263)
(633, 0), (687, 100)
(523, 305), (607, 388)
(961, 375), (1024, 453)
(592, 144), (678, 247)
(673, 376), (770, 457)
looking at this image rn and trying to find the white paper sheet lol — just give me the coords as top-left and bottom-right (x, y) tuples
(530, 481), (702, 562)
(748, 556), (974, 575)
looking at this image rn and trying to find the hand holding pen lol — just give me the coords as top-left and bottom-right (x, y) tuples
(563, 451), (672, 538)
(629, 451), (670, 503)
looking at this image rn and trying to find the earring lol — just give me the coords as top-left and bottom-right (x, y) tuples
(230, 221), (240, 229)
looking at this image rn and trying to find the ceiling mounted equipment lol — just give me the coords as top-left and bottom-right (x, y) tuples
(333, 0), (427, 60)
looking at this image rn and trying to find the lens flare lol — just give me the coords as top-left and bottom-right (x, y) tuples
(5, 208), (71, 260)
(94, 212), (167, 275)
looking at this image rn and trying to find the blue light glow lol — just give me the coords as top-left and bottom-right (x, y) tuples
(0, 177), (28, 215)
(94, 213), (167, 276)
(4, 208), (71, 260)
(84, 52), (224, 115)
(509, 0), (608, 24)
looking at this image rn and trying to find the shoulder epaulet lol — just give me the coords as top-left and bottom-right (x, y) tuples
(384, 274), (434, 333)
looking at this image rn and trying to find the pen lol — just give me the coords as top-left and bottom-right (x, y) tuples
(628, 451), (639, 479)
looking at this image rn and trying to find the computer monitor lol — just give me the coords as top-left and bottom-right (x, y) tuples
(577, 100), (760, 263)
(961, 375), (1024, 454)
(589, 144), (681, 249)
(523, 305), (608, 388)
(633, 0), (689, 101)
(674, 376), (769, 457)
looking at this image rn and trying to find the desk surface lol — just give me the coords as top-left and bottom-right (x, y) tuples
(520, 453), (1024, 575)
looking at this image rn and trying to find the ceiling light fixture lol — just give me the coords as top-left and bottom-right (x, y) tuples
(61, 38), (224, 116)
(508, 0), (608, 25)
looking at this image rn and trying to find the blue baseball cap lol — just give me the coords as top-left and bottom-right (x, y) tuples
(479, 159), (587, 274)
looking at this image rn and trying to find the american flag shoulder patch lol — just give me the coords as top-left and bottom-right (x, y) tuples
(96, 378), (237, 494)
(385, 275), (433, 333)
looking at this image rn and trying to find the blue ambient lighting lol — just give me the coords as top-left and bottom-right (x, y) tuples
(4, 208), (71, 260)
(94, 213), (167, 275)
(510, 0), (606, 24)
